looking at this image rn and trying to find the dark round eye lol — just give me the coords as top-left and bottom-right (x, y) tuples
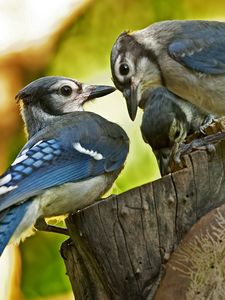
(174, 130), (180, 139)
(119, 63), (130, 76)
(60, 85), (72, 96)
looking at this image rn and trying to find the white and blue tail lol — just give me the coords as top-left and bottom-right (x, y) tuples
(0, 201), (32, 255)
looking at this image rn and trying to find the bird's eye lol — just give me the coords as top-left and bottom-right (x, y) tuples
(119, 63), (130, 76)
(174, 130), (181, 140)
(60, 85), (72, 96)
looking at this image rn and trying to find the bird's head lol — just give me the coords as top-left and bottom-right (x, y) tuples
(152, 116), (188, 176)
(168, 116), (189, 146)
(16, 76), (115, 137)
(141, 89), (189, 151)
(141, 90), (189, 176)
(111, 31), (161, 121)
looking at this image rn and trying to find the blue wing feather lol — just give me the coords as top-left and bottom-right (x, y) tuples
(0, 113), (129, 211)
(0, 144), (106, 211)
(168, 22), (225, 74)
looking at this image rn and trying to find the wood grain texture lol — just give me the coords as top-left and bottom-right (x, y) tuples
(61, 140), (225, 299)
(155, 203), (225, 300)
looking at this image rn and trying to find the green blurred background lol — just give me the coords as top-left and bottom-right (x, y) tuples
(0, 0), (224, 299)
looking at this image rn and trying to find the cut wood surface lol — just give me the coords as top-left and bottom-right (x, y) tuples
(61, 139), (225, 300)
(155, 203), (225, 300)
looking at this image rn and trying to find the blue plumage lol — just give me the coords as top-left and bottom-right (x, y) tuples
(167, 21), (225, 74)
(0, 76), (128, 255)
(0, 201), (33, 254)
(169, 39), (225, 74)
(111, 20), (225, 117)
(0, 112), (129, 212)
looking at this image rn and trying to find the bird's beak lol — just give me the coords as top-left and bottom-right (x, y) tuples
(123, 84), (138, 121)
(155, 148), (171, 176)
(83, 84), (116, 101)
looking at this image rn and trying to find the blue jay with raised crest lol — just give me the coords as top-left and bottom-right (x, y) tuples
(0, 76), (129, 255)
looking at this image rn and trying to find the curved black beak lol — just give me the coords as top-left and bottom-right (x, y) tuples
(85, 84), (116, 100)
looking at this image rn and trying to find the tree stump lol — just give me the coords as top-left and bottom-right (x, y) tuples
(155, 203), (225, 300)
(61, 137), (225, 299)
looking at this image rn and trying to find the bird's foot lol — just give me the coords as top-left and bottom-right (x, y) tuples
(180, 138), (215, 157)
(174, 137), (216, 166)
(168, 142), (184, 166)
(60, 238), (74, 260)
(167, 143), (187, 173)
(35, 218), (69, 235)
(199, 114), (216, 134)
(169, 137), (216, 173)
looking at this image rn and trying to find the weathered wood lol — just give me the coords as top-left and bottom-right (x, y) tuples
(154, 203), (225, 300)
(61, 140), (225, 299)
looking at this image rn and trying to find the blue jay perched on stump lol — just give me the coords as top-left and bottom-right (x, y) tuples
(0, 76), (129, 255)
(111, 20), (225, 120)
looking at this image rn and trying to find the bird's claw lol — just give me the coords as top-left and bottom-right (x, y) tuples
(168, 138), (216, 173)
(173, 151), (181, 165)
(166, 143), (187, 173)
(199, 114), (215, 134)
(60, 238), (74, 260)
(176, 138), (216, 162)
(35, 218), (69, 236)
(170, 142), (182, 164)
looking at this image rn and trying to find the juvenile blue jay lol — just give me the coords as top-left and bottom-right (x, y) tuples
(110, 20), (225, 120)
(141, 87), (214, 175)
(0, 76), (129, 255)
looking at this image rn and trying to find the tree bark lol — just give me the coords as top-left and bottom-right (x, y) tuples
(61, 138), (225, 299)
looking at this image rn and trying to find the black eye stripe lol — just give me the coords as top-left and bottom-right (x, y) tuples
(76, 83), (82, 92)
(60, 85), (72, 96)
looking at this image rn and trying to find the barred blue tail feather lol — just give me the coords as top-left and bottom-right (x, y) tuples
(0, 201), (32, 255)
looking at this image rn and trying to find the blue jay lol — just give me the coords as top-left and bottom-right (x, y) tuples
(0, 76), (129, 255)
(141, 87), (214, 175)
(110, 20), (225, 120)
